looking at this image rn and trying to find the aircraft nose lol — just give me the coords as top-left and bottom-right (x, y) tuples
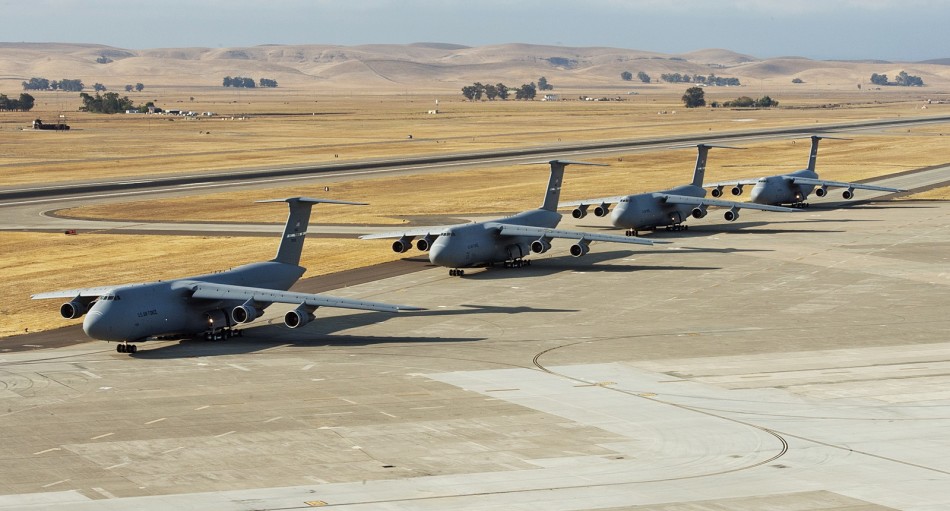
(610, 202), (629, 228)
(82, 311), (113, 341)
(749, 185), (767, 204)
(428, 238), (457, 268)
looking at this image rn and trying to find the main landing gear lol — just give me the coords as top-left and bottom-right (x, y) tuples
(503, 258), (530, 269)
(791, 202), (810, 209)
(665, 223), (688, 232)
(117, 343), (138, 354)
(449, 269), (465, 277)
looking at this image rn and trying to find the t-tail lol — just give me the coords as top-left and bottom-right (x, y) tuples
(538, 160), (607, 212)
(690, 144), (712, 187)
(257, 197), (366, 266)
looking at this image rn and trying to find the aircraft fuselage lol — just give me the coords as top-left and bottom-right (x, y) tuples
(82, 261), (304, 342)
(428, 209), (561, 268)
(611, 184), (706, 229)
(750, 169), (817, 205)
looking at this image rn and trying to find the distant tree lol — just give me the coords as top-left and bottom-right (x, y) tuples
(895, 71), (923, 86)
(125, 84), (134, 92)
(484, 83), (498, 100)
(223, 76), (234, 87)
(620, 71), (633, 81)
(637, 71), (651, 83)
(682, 87), (705, 108)
(461, 83), (484, 101)
(515, 83), (537, 100)
(22, 77), (50, 90)
(495, 83), (509, 100)
(755, 95), (778, 107)
(0, 92), (35, 111)
(96, 56), (113, 64)
(94, 83), (107, 92)
(135, 83), (145, 92)
(792, 78), (804, 84)
(537, 76), (553, 91)
(79, 91), (136, 114)
(55, 79), (84, 92)
(259, 78), (278, 88)
(870, 73), (888, 86)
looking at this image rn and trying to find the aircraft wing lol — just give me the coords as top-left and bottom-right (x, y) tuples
(182, 281), (424, 312)
(488, 223), (656, 246)
(558, 196), (628, 208)
(359, 225), (461, 240)
(788, 177), (905, 193)
(703, 178), (762, 189)
(32, 286), (116, 300)
(660, 194), (800, 212)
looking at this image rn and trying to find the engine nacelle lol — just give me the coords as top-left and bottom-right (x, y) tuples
(530, 238), (552, 254)
(710, 186), (724, 198)
(60, 300), (87, 319)
(723, 207), (740, 222)
(569, 240), (591, 257)
(691, 206), (708, 219)
(731, 185), (744, 196)
(842, 188), (854, 200)
(815, 186), (828, 197)
(593, 203), (610, 217)
(571, 204), (589, 219)
(284, 306), (316, 329)
(416, 234), (437, 252)
(391, 235), (413, 253)
(231, 304), (264, 324)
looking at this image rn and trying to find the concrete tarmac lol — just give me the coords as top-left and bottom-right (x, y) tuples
(1, 182), (948, 509)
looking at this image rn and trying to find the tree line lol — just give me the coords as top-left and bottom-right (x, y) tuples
(222, 76), (279, 88)
(461, 82), (538, 100)
(0, 92), (35, 111)
(681, 87), (778, 109)
(22, 78), (85, 91)
(870, 71), (923, 86)
(662, 73), (740, 86)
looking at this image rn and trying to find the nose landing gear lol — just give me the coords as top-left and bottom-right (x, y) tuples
(117, 343), (138, 354)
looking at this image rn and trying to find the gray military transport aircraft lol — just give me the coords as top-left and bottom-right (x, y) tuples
(32, 197), (423, 354)
(360, 160), (656, 276)
(560, 144), (799, 236)
(704, 135), (905, 206)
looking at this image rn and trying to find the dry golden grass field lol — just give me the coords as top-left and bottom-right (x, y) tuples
(3, 86), (949, 338)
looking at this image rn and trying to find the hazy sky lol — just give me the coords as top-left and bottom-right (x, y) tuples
(2, 0), (946, 61)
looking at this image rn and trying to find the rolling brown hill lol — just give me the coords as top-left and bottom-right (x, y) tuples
(1, 42), (948, 92)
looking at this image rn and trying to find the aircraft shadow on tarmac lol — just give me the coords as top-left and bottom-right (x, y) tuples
(457, 249), (722, 280)
(131, 304), (573, 359)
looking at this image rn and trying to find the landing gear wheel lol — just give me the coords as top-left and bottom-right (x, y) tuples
(117, 344), (125, 353)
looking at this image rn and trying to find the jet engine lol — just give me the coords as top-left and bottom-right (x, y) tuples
(842, 188), (854, 200)
(593, 203), (610, 217)
(530, 238), (552, 254)
(391, 235), (414, 253)
(731, 185), (744, 196)
(569, 240), (590, 257)
(723, 207), (740, 222)
(415, 234), (437, 252)
(231, 304), (264, 324)
(815, 186), (828, 197)
(572, 204), (589, 219)
(691, 205), (708, 219)
(710, 186), (724, 198)
(60, 300), (87, 319)
(284, 305), (316, 329)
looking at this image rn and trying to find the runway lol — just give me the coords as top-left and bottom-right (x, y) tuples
(1, 178), (948, 509)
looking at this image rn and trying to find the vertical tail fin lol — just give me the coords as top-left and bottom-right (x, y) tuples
(540, 160), (568, 211)
(257, 197), (366, 266)
(537, 160), (608, 212)
(806, 135), (822, 171)
(691, 144), (711, 187)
